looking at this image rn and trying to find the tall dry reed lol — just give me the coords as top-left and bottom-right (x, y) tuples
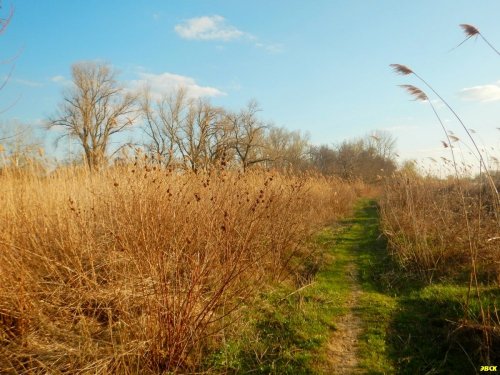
(381, 173), (499, 283)
(390, 34), (500, 359)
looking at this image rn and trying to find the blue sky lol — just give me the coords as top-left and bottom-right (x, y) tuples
(1, 0), (500, 170)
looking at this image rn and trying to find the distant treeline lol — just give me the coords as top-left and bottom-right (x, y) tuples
(1, 61), (397, 181)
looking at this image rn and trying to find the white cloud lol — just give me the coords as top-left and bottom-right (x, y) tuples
(459, 81), (500, 102)
(50, 75), (72, 85)
(174, 15), (245, 41)
(129, 72), (226, 100)
(174, 15), (284, 53)
(51, 75), (65, 82)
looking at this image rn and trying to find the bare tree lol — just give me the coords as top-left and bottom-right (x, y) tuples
(0, 1), (12, 36)
(366, 130), (397, 161)
(309, 133), (398, 181)
(140, 88), (230, 172)
(265, 126), (310, 171)
(309, 144), (337, 175)
(178, 98), (228, 172)
(0, 120), (43, 170)
(333, 137), (397, 181)
(226, 100), (269, 171)
(48, 62), (138, 170)
(0, 1), (18, 116)
(140, 87), (186, 166)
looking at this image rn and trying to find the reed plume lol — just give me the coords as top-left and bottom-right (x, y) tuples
(454, 23), (500, 56)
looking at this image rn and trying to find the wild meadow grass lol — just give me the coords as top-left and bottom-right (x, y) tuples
(380, 171), (500, 366)
(389, 33), (500, 365)
(0, 165), (360, 373)
(381, 174), (499, 283)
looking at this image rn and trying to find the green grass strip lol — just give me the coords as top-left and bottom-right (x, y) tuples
(205, 199), (498, 374)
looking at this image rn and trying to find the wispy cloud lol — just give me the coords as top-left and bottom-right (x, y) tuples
(174, 15), (284, 53)
(459, 81), (500, 102)
(50, 75), (72, 85)
(174, 15), (245, 41)
(129, 72), (226, 100)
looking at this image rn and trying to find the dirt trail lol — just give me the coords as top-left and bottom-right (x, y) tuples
(326, 263), (363, 374)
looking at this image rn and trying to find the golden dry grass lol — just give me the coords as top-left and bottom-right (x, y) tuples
(380, 171), (500, 361)
(380, 173), (499, 282)
(0, 165), (360, 373)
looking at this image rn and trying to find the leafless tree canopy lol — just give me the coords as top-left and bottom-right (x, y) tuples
(140, 91), (312, 172)
(366, 130), (397, 161)
(0, 120), (43, 171)
(46, 63), (397, 177)
(0, 2), (13, 35)
(48, 62), (138, 170)
(0, 2), (17, 117)
(141, 87), (230, 171)
(226, 100), (269, 171)
(310, 132), (398, 182)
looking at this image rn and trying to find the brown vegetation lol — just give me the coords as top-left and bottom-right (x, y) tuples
(0, 165), (360, 373)
(309, 131), (397, 182)
(381, 173), (499, 283)
(388, 27), (500, 361)
(380, 171), (500, 362)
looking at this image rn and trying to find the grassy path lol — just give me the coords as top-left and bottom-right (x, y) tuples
(322, 199), (396, 374)
(320, 200), (484, 374)
(322, 200), (489, 374)
(207, 199), (488, 374)
(207, 199), (396, 374)
(324, 260), (363, 373)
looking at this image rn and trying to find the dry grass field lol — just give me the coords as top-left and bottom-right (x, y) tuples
(1, 6), (499, 372)
(380, 171), (500, 364)
(381, 174), (499, 283)
(0, 165), (361, 373)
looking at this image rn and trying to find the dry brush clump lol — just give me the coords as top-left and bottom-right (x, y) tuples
(0, 166), (359, 373)
(380, 173), (499, 283)
(380, 170), (500, 361)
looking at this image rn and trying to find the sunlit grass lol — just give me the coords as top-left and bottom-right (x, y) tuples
(0, 165), (361, 373)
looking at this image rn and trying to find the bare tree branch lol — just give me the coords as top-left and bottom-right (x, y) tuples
(47, 62), (138, 170)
